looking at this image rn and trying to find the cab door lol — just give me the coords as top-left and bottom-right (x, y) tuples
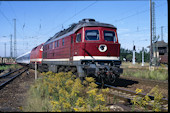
(69, 35), (74, 62)
(72, 29), (83, 60)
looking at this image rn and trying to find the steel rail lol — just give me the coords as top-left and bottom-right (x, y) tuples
(0, 68), (28, 90)
(0, 67), (24, 78)
(96, 82), (168, 112)
(119, 76), (168, 89)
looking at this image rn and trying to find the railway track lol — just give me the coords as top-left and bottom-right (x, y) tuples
(96, 82), (168, 112)
(119, 76), (168, 89)
(0, 67), (29, 90)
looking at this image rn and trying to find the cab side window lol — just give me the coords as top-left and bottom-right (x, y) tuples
(76, 33), (81, 43)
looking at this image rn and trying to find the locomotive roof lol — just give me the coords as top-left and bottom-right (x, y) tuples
(44, 19), (117, 45)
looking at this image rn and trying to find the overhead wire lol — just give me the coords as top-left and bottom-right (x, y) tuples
(0, 9), (13, 28)
(119, 26), (168, 51)
(1, 1), (167, 54)
(43, 1), (98, 36)
(119, 26), (167, 36)
(7, 1), (42, 52)
(116, 1), (167, 50)
(114, 2), (167, 23)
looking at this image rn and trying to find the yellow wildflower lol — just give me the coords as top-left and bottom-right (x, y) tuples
(154, 108), (161, 112)
(96, 94), (105, 102)
(51, 100), (59, 105)
(135, 88), (143, 94)
(18, 106), (22, 110)
(101, 88), (109, 94)
(83, 80), (88, 85)
(63, 102), (71, 109)
(144, 94), (151, 102)
(65, 79), (74, 86)
(85, 77), (95, 83)
(59, 97), (65, 103)
(87, 89), (98, 96)
(89, 82), (98, 88)
(73, 108), (79, 111)
(75, 97), (85, 107)
(93, 105), (100, 111)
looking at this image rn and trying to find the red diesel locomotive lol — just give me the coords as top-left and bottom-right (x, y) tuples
(42, 19), (123, 83)
(30, 43), (44, 69)
(16, 19), (123, 83)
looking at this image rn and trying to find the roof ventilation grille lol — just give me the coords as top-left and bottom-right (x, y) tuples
(82, 18), (95, 22)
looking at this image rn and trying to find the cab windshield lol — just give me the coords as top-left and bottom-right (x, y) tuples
(85, 30), (99, 40)
(104, 31), (117, 42)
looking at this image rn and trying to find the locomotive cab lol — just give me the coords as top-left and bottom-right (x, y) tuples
(73, 25), (123, 83)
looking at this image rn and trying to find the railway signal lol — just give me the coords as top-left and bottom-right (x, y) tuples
(35, 62), (37, 80)
(132, 41), (136, 65)
(141, 47), (144, 66)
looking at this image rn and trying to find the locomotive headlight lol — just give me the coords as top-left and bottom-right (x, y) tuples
(98, 44), (107, 52)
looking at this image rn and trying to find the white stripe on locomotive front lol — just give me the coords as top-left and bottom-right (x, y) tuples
(73, 56), (119, 61)
(42, 56), (119, 61)
(43, 58), (69, 61)
(30, 58), (43, 62)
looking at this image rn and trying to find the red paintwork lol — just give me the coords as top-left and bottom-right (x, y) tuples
(43, 36), (71, 59)
(30, 43), (44, 64)
(43, 27), (120, 60)
(74, 27), (120, 57)
(160, 54), (168, 64)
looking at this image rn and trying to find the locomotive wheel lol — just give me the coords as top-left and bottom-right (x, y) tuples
(107, 74), (116, 84)
(70, 67), (78, 76)
(58, 66), (65, 72)
(97, 75), (104, 85)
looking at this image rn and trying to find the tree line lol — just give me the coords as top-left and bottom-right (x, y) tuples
(120, 47), (150, 63)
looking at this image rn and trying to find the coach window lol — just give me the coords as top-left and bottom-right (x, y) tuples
(71, 36), (73, 43)
(76, 33), (81, 42)
(85, 30), (99, 40)
(104, 31), (117, 42)
(57, 40), (59, 47)
(62, 39), (64, 46)
(50, 43), (52, 49)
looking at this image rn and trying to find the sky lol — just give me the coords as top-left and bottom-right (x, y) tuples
(0, 0), (168, 57)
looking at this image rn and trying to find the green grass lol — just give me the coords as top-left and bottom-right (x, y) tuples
(22, 79), (52, 112)
(0, 64), (21, 71)
(122, 63), (168, 81)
